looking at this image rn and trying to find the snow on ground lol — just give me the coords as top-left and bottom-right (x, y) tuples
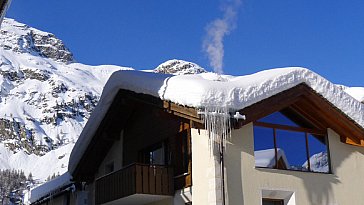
(69, 67), (364, 173)
(255, 148), (289, 168)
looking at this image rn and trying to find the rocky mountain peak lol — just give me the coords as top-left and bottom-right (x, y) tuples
(0, 18), (74, 63)
(154, 59), (207, 75)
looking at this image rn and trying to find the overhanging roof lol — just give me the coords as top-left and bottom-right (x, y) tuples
(237, 84), (364, 146)
(0, 0), (12, 26)
(68, 68), (364, 179)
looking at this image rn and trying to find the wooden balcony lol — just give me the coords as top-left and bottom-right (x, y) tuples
(95, 163), (174, 205)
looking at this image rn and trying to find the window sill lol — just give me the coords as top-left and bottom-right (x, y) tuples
(255, 166), (332, 175)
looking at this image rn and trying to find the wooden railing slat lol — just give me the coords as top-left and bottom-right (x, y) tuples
(135, 164), (142, 193)
(162, 168), (168, 194)
(95, 163), (173, 204)
(149, 166), (156, 194)
(156, 167), (162, 194)
(142, 166), (149, 193)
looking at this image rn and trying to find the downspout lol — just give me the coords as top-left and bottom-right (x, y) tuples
(220, 138), (226, 205)
(220, 112), (245, 205)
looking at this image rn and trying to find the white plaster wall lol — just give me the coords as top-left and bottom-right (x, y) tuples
(191, 128), (224, 205)
(224, 123), (364, 205)
(174, 187), (192, 205)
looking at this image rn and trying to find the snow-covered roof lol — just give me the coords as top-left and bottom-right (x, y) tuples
(69, 67), (364, 174)
(255, 148), (289, 168)
(25, 172), (73, 204)
(345, 87), (364, 103)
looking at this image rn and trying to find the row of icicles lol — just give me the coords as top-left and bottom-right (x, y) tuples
(199, 106), (246, 154)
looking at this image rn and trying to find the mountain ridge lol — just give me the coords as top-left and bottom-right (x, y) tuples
(0, 17), (362, 183)
(0, 18), (207, 182)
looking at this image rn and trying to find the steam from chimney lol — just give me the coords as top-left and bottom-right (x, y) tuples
(202, 0), (242, 74)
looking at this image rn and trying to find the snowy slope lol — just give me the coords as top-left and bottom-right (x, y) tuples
(0, 18), (130, 182)
(0, 18), (207, 183)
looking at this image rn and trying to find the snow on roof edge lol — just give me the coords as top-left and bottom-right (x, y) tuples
(26, 172), (72, 204)
(68, 67), (364, 175)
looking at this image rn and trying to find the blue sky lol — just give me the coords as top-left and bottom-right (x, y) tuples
(7, 0), (364, 86)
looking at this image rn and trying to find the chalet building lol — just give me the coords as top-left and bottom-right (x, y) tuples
(28, 68), (364, 205)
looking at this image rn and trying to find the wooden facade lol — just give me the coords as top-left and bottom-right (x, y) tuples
(95, 163), (174, 204)
(72, 89), (199, 182)
(70, 89), (198, 204)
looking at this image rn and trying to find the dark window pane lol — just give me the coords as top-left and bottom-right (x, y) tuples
(254, 126), (275, 168)
(150, 146), (164, 165)
(262, 199), (284, 205)
(276, 130), (308, 171)
(306, 134), (329, 173)
(140, 144), (165, 165)
(175, 131), (189, 176)
(258, 112), (299, 127)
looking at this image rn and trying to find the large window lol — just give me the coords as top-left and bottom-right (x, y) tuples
(254, 110), (330, 173)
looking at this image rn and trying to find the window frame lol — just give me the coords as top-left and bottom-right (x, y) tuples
(139, 141), (167, 165)
(253, 112), (331, 173)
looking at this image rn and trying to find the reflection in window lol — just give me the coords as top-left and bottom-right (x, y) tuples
(258, 111), (301, 127)
(276, 130), (307, 171)
(306, 134), (329, 172)
(140, 143), (166, 165)
(254, 111), (330, 173)
(149, 146), (164, 165)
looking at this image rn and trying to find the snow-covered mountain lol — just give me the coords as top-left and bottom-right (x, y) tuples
(0, 17), (362, 184)
(0, 18), (207, 182)
(153, 59), (206, 75)
(302, 152), (329, 173)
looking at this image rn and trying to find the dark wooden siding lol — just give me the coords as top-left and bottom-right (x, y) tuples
(122, 105), (186, 166)
(95, 163), (173, 205)
(122, 104), (192, 189)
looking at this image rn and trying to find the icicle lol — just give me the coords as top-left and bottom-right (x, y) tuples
(199, 105), (231, 154)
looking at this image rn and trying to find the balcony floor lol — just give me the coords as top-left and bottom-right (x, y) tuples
(103, 194), (172, 205)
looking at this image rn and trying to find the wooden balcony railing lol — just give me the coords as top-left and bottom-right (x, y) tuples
(95, 163), (174, 204)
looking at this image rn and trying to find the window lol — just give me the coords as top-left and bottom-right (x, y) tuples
(175, 130), (190, 176)
(140, 143), (166, 165)
(254, 110), (330, 173)
(262, 198), (284, 205)
(174, 129), (192, 190)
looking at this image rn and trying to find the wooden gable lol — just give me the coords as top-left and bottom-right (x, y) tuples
(235, 83), (364, 146)
(72, 89), (200, 181)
